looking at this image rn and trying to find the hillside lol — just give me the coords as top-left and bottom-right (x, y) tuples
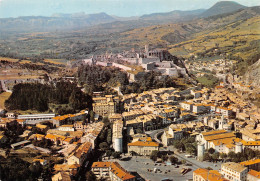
(0, 12), (116, 32)
(200, 1), (246, 17)
(140, 9), (205, 23)
(117, 6), (259, 49)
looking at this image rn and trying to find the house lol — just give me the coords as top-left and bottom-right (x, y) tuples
(180, 102), (193, 112)
(0, 118), (17, 128)
(109, 114), (123, 123)
(36, 124), (48, 131)
(73, 122), (87, 130)
(161, 125), (183, 146)
(58, 125), (75, 132)
(6, 112), (16, 119)
(52, 171), (71, 181)
(33, 159), (47, 166)
(216, 107), (233, 118)
(192, 104), (209, 114)
(221, 162), (248, 181)
(53, 164), (80, 176)
(67, 142), (92, 165)
(29, 134), (45, 141)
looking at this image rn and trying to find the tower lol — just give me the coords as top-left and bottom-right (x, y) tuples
(235, 142), (243, 153)
(197, 143), (205, 161)
(145, 45), (149, 56)
(219, 115), (227, 130)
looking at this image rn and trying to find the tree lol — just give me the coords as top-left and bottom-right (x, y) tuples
(29, 161), (43, 178)
(162, 155), (168, 162)
(212, 152), (220, 161)
(150, 150), (159, 162)
(228, 151), (236, 159)
(86, 171), (97, 181)
(174, 140), (185, 151)
(181, 160), (186, 164)
(169, 156), (178, 164)
(205, 167), (213, 170)
(89, 110), (95, 122)
(103, 117), (110, 126)
(99, 142), (109, 151)
(208, 148), (215, 154)
(220, 153), (227, 159)
(186, 144), (196, 155)
(112, 152), (121, 159)
(106, 150), (113, 158)
(5, 149), (10, 158)
(203, 153), (211, 161)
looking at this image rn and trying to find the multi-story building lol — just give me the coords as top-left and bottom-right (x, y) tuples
(109, 114), (123, 123)
(180, 102), (193, 112)
(196, 130), (236, 150)
(240, 159), (260, 172)
(67, 142), (92, 165)
(161, 124), (183, 146)
(112, 120), (123, 152)
(122, 110), (144, 121)
(93, 95), (119, 117)
(221, 162), (248, 181)
(247, 170), (260, 181)
(17, 113), (55, 125)
(127, 138), (159, 155)
(193, 168), (228, 181)
(92, 162), (136, 181)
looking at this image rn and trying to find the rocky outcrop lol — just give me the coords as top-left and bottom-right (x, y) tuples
(244, 59), (260, 87)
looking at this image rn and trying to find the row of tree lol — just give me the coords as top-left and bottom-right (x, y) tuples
(203, 147), (260, 163)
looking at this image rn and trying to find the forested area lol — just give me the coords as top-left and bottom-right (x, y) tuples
(77, 65), (129, 94)
(121, 72), (177, 94)
(0, 156), (53, 181)
(77, 65), (177, 95)
(5, 81), (92, 113)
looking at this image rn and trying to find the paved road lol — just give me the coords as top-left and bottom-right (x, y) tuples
(146, 129), (164, 143)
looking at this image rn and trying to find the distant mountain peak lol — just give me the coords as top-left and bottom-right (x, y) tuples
(201, 1), (246, 17)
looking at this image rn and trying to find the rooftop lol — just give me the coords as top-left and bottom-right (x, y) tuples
(222, 162), (247, 173)
(248, 170), (260, 179)
(240, 159), (260, 166)
(128, 140), (159, 147)
(193, 168), (228, 181)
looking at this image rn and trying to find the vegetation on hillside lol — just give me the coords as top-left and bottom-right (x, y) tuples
(5, 82), (92, 113)
(77, 65), (183, 95)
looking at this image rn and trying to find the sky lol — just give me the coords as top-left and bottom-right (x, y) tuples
(0, 0), (259, 18)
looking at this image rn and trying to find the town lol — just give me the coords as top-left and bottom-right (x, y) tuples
(0, 1), (260, 181)
(0, 42), (260, 181)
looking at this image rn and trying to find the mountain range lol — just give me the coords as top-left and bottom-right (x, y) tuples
(0, 1), (248, 32)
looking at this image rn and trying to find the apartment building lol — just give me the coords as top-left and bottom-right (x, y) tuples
(221, 162), (248, 181)
(127, 138), (159, 155)
(93, 95), (119, 117)
(193, 168), (228, 181)
(92, 162), (136, 181)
